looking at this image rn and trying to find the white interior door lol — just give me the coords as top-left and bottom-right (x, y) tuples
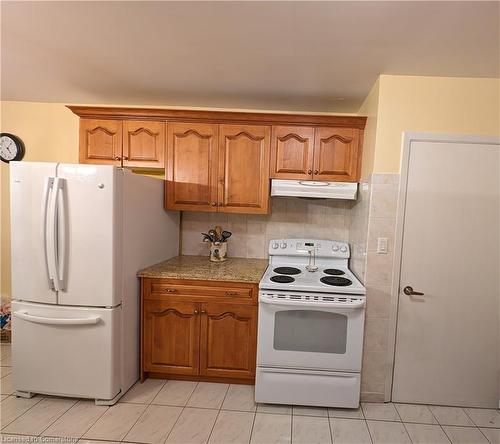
(392, 135), (499, 408)
(10, 162), (58, 304)
(56, 164), (121, 307)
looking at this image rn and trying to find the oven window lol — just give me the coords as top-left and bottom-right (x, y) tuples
(274, 310), (348, 354)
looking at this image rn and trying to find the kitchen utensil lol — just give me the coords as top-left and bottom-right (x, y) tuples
(221, 231), (232, 241)
(215, 226), (222, 242)
(202, 232), (214, 242)
(208, 229), (217, 241)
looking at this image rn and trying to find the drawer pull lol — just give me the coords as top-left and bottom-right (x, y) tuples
(226, 291), (238, 296)
(163, 288), (177, 293)
(194, 309), (199, 315)
(201, 310), (207, 314)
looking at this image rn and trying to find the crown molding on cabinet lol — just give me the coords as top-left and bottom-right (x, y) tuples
(67, 106), (367, 129)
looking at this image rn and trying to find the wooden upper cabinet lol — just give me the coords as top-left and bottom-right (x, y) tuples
(166, 123), (218, 212)
(199, 303), (257, 380)
(270, 126), (315, 179)
(79, 119), (122, 165)
(312, 128), (361, 182)
(218, 124), (271, 214)
(122, 120), (165, 168)
(143, 300), (200, 375)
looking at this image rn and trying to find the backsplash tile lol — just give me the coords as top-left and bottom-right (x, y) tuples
(363, 174), (400, 401)
(347, 177), (371, 282)
(181, 198), (349, 259)
(364, 285), (392, 319)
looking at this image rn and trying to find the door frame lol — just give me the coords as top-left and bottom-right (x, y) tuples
(386, 131), (500, 402)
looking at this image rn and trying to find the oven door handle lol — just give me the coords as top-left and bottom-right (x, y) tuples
(259, 295), (365, 309)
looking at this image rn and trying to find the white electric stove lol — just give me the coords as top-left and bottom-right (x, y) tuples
(255, 239), (366, 409)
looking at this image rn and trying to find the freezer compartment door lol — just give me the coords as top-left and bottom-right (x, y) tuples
(56, 164), (120, 307)
(12, 301), (121, 401)
(10, 162), (58, 304)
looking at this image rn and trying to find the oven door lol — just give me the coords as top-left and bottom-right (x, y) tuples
(257, 292), (365, 372)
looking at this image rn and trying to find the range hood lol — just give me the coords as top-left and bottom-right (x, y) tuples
(271, 179), (357, 200)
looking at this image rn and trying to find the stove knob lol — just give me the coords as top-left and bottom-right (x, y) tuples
(280, 242), (287, 249)
(272, 242), (279, 249)
(340, 246), (348, 253)
(332, 245), (339, 252)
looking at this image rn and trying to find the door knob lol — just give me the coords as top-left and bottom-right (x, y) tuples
(403, 286), (424, 296)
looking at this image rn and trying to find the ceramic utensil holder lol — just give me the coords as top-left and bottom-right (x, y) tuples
(209, 242), (228, 262)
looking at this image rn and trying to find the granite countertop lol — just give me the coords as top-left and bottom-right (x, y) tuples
(137, 255), (269, 284)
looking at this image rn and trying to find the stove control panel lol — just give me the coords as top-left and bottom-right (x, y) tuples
(268, 239), (350, 258)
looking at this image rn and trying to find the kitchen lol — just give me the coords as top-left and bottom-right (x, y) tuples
(1, 2), (499, 444)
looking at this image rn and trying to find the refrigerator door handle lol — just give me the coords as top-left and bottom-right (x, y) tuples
(55, 178), (68, 291)
(13, 310), (100, 325)
(44, 177), (57, 291)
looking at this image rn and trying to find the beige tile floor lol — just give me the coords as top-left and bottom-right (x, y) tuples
(1, 344), (499, 444)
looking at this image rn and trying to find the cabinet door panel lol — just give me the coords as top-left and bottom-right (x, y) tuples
(123, 120), (165, 168)
(312, 128), (361, 182)
(79, 119), (122, 165)
(166, 123), (218, 211)
(270, 126), (314, 179)
(200, 303), (257, 379)
(218, 124), (270, 214)
(143, 300), (200, 375)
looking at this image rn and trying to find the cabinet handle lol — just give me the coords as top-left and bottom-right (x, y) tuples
(307, 169), (312, 175)
(122, 155), (129, 160)
(226, 291), (238, 296)
(201, 310), (207, 314)
(194, 309), (199, 315)
(218, 202), (224, 206)
(114, 156), (122, 161)
(163, 288), (177, 293)
(314, 170), (319, 175)
(211, 202), (217, 206)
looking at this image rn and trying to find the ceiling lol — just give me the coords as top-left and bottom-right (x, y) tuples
(1, 1), (498, 113)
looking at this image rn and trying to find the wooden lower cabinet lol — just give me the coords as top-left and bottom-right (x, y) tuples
(143, 300), (200, 375)
(200, 303), (257, 379)
(142, 279), (258, 383)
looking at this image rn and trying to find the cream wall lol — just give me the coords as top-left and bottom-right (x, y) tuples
(374, 75), (500, 172)
(0, 102), (79, 301)
(358, 79), (380, 178)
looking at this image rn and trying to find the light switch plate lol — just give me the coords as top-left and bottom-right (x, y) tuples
(377, 237), (388, 254)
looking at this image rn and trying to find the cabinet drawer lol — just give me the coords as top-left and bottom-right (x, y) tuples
(149, 283), (253, 301)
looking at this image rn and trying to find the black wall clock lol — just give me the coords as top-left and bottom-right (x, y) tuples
(0, 133), (25, 163)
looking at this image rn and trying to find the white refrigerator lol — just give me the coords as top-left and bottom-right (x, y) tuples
(10, 162), (179, 405)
